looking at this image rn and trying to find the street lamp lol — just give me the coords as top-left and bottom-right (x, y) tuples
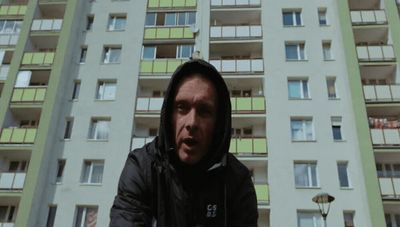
(312, 192), (335, 227)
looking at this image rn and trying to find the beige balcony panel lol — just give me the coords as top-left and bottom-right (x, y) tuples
(361, 11), (375, 23)
(9, 35), (18, 45)
(1, 223), (14, 227)
(251, 59), (263, 71)
(131, 138), (145, 150)
(250, 26), (262, 37)
(0, 173), (14, 189)
(12, 173), (25, 189)
(371, 129), (384, 144)
(375, 85), (391, 100)
(236, 60), (251, 71)
(356, 46), (369, 60)
(41, 19), (53, 30)
(379, 178), (395, 196)
(31, 20), (41, 31)
(351, 11), (362, 23)
(136, 98), (149, 111)
(210, 27), (221, 38)
(382, 46), (395, 59)
(375, 10), (387, 23)
(210, 60), (221, 71)
(221, 60), (235, 72)
(0, 65), (9, 81)
(249, 0), (260, 5)
(394, 178), (400, 196)
(211, 0), (222, 6)
(222, 26), (235, 37)
(149, 98), (163, 111)
(368, 46), (384, 60)
(363, 85), (376, 100)
(383, 129), (400, 144)
(391, 85), (400, 100)
(236, 26), (250, 37)
(53, 19), (63, 30)
(223, 0), (235, 5)
(237, 0), (249, 4)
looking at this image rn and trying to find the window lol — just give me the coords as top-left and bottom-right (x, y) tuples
(283, 10), (302, 26)
(0, 20), (22, 34)
(8, 161), (27, 172)
(285, 42), (306, 60)
(103, 46), (121, 63)
(337, 162), (350, 188)
(81, 160), (104, 184)
(0, 206), (16, 223)
(96, 80), (116, 100)
(331, 117), (343, 141)
(288, 79), (309, 99)
(79, 47), (87, 63)
(145, 13), (156, 26)
(46, 206), (57, 227)
(56, 160), (65, 183)
(176, 45), (194, 59)
(291, 118), (314, 141)
(294, 163), (319, 187)
(163, 12), (196, 26)
(322, 41), (333, 60)
(86, 15), (94, 31)
(108, 15), (126, 31)
(89, 118), (110, 140)
(64, 118), (73, 139)
(74, 206), (98, 227)
(297, 211), (323, 227)
(343, 212), (355, 227)
(376, 163), (400, 177)
(318, 8), (328, 25)
(326, 77), (338, 99)
(142, 46), (156, 59)
(72, 80), (81, 100)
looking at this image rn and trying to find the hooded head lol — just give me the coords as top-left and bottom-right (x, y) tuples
(158, 59), (231, 172)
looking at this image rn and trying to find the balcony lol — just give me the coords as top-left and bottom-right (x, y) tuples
(0, 223), (14, 227)
(0, 5), (26, 17)
(350, 10), (387, 25)
(0, 172), (25, 190)
(140, 59), (187, 74)
(379, 177), (400, 199)
(255, 184), (269, 205)
(131, 137), (156, 150)
(144, 27), (193, 40)
(21, 52), (55, 67)
(363, 84), (400, 102)
(0, 65), (9, 81)
(148, 0), (196, 8)
(210, 59), (263, 73)
(0, 128), (37, 144)
(10, 86), (47, 103)
(0, 34), (18, 46)
(229, 137), (267, 155)
(370, 128), (400, 146)
(356, 45), (395, 62)
(210, 25), (262, 40)
(31, 19), (62, 32)
(211, 0), (261, 7)
(135, 97), (163, 113)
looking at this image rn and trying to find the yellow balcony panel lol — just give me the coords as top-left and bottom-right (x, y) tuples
(8, 6), (19, 15)
(173, 0), (185, 7)
(0, 128), (36, 144)
(0, 129), (12, 143)
(144, 28), (157, 39)
(236, 97), (252, 112)
(167, 59), (184, 73)
(156, 28), (170, 39)
(140, 61), (154, 73)
(25, 128), (36, 143)
(255, 184), (269, 203)
(185, 0), (196, 7)
(170, 27), (184, 39)
(21, 53), (33, 65)
(230, 97), (236, 111)
(21, 89), (36, 102)
(252, 97), (265, 111)
(237, 138), (252, 154)
(0, 6), (8, 15)
(35, 88), (46, 101)
(148, 0), (159, 7)
(140, 59), (186, 74)
(11, 87), (46, 103)
(229, 139), (237, 154)
(183, 27), (193, 38)
(0, 5), (26, 16)
(31, 53), (45, 65)
(253, 138), (267, 154)
(11, 89), (23, 102)
(153, 60), (168, 73)
(10, 128), (26, 143)
(18, 5), (26, 15)
(159, 0), (173, 7)
(43, 52), (54, 65)
(21, 52), (54, 66)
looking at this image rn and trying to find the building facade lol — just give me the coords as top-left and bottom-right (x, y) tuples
(0, 0), (399, 226)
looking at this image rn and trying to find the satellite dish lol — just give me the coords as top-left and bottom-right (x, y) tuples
(190, 24), (199, 34)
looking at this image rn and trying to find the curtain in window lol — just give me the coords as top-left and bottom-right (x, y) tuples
(95, 121), (109, 140)
(114, 18), (126, 30)
(81, 163), (91, 183)
(108, 49), (121, 63)
(288, 81), (301, 98)
(291, 120), (303, 140)
(294, 164), (309, 186)
(103, 83), (116, 100)
(85, 207), (98, 227)
(91, 164), (104, 183)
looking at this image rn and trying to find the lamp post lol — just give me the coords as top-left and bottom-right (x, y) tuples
(312, 192), (335, 227)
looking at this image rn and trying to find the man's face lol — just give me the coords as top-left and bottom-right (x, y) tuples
(172, 75), (217, 165)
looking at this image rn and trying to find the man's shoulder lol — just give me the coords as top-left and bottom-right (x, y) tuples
(128, 137), (159, 167)
(225, 153), (251, 181)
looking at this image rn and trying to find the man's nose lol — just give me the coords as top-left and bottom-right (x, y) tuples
(185, 108), (198, 132)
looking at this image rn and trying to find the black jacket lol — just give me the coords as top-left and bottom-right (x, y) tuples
(110, 60), (258, 227)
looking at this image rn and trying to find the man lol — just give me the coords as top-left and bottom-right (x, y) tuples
(110, 59), (258, 226)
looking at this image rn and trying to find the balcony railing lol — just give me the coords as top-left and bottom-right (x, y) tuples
(0, 5), (27, 16)
(210, 59), (263, 73)
(131, 137), (156, 150)
(136, 96), (266, 113)
(144, 27), (193, 39)
(350, 10), (387, 25)
(148, 0), (196, 8)
(379, 177), (400, 199)
(229, 137), (267, 155)
(211, 0), (261, 7)
(0, 65), (9, 81)
(370, 128), (400, 146)
(0, 172), (25, 190)
(31, 19), (63, 32)
(0, 128), (37, 144)
(140, 59), (187, 74)
(356, 45), (395, 62)
(255, 184), (269, 204)
(21, 52), (55, 66)
(363, 84), (400, 102)
(210, 25), (262, 39)
(0, 222), (14, 227)
(11, 86), (47, 103)
(0, 34), (18, 46)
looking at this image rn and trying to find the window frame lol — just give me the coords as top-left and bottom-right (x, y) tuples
(88, 117), (110, 140)
(318, 8), (328, 26)
(107, 14), (127, 31)
(297, 211), (323, 227)
(288, 78), (310, 99)
(63, 117), (74, 139)
(103, 46), (122, 64)
(337, 162), (351, 188)
(322, 41), (333, 60)
(74, 206), (98, 227)
(282, 10), (303, 27)
(72, 80), (81, 100)
(326, 77), (338, 99)
(176, 45), (194, 59)
(294, 162), (319, 188)
(285, 42), (306, 61)
(331, 116), (343, 141)
(56, 160), (65, 183)
(80, 160), (104, 184)
(290, 118), (315, 141)
(96, 80), (117, 101)
(142, 46), (156, 59)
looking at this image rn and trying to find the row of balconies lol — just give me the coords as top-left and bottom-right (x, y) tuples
(363, 84), (400, 102)
(0, 172), (25, 190)
(379, 177), (400, 199)
(148, 0), (260, 8)
(0, 5), (26, 16)
(350, 10), (387, 25)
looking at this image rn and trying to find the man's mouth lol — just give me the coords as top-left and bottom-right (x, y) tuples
(182, 137), (198, 147)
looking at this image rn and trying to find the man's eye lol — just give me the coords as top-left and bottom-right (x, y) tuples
(176, 103), (188, 113)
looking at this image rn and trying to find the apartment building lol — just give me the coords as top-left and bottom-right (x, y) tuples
(0, 0), (398, 226)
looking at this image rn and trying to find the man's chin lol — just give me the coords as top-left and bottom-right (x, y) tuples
(178, 151), (200, 165)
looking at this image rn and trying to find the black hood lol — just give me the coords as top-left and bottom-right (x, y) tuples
(157, 59), (232, 172)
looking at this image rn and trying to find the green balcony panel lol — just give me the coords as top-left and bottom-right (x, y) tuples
(153, 61), (168, 73)
(43, 52), (54, 64)
(229, 139), (237, 153)
(8, 6), (19, 15)
(148, 0), (159, 7)
(0, 128), (12, 143)
(24, 129), (36, 143)
(18, 5), (26, 15)
(11, 89), (23, 102)
(10, 128), (26, 143)
(252, 97), (265, 111)
(173, 0), (185, 7)
(144, 28), (157, 39)
(140, 61), (153, 73)
(253, 138), (267, 154)
(255, 185), (269, 202)
(32, 53), (45, 65)
(230, 98), (236, 111)
(186, 0), (196, 7)
(167, 60), (182, 73)
(237, 139), (252, 154)
(21, 89), (36, 102)
(159, 0), (173, 7)
(35, 88), (46, 101)
(170, 27), (184, 39)
(22, 53), (33, 65)
(156, 28), (170, 39)
(0, 6), (8, 15)
(183, 27), (193, 38)
(237, 98), (252, 111)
